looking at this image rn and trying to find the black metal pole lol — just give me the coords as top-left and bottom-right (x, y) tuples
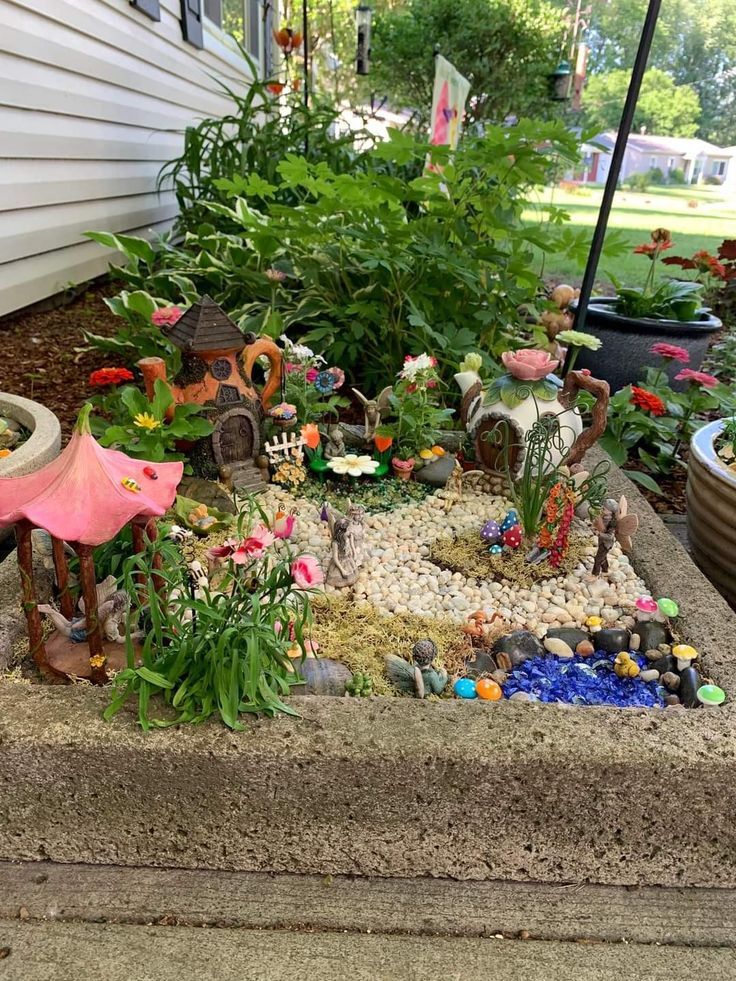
(573, 0), (662, 331)
(302, 0), (310, 147)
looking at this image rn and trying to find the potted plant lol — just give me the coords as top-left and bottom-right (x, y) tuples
(687, 412), (736, 607)
(378, 354), (454, 481)
(570, 229), (721, 391)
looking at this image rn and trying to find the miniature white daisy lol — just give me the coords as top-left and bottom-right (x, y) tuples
(327, 454), (380, 477)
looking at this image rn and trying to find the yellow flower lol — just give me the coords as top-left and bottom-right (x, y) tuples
(134, 412), (161, 431)
(89, 654), (106, 669)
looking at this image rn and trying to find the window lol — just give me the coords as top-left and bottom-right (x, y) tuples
(650, 156), (657, 169)
(713, 160), (727, 176)
(205, 0), (263, 58)
(667, 157), (674, 170)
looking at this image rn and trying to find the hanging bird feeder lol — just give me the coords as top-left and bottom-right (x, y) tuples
(550, 60), (572, 101)
(355, 4), (372, 75)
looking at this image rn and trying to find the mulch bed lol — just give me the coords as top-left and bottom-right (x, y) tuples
(0, 281), (119, 436)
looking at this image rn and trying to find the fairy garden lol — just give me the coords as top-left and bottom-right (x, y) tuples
(0, 283), (728, 727)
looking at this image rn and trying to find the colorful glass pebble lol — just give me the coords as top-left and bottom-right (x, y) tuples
(453, 677), (477, 699)
(476, 678), (503, 701)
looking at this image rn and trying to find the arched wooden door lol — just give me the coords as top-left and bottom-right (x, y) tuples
(212, 407), (260, 466)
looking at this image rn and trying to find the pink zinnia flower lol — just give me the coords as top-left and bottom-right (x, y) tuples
(650, 343), (690, 364)
(232, 525), (274, 562)
(675, 368), (719, 388)
(328, 367), (345, 389)
(305, 367), (319, 383)
(291, 555), (323, 589)
(151, 306), (183, 327)
(206, 539), (239, 562)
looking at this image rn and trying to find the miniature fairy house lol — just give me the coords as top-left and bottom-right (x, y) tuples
(139, 295), (283, 490)
(0, 406), (182, 684)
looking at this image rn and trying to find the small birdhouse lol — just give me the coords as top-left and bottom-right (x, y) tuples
(550, 60), (572, 101)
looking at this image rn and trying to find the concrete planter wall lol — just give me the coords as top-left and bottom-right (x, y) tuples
(687, 420), (736, 607)
(1, 453), (736, 889)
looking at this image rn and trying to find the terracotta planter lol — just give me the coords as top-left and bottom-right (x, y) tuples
(391, 457), (415, 481)
(568, 297), (721, 392)
(686, 420), (736, 606)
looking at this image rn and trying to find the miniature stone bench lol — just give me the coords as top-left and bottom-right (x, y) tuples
(1, 454), (735, 889)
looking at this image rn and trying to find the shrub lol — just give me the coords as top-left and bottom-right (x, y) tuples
(647, 166), (665, 185)
(704, 174), (723, 185)
(668, 167), (686, 184)
(90, 120), (585, 389)
(626, 172), (650, 191)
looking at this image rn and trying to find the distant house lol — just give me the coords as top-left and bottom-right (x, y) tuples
(579, 132), (736, 187)
(1, 0), (273, 318)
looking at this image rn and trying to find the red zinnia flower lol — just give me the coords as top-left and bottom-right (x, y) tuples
(151, 306), (183, 327)
(649, 342), (690, 364)
(631, 386), (666, 416)
(674, 368), (719, 388)
(89, 367), (135, 387)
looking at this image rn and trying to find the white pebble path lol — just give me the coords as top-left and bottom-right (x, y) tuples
(262, 480), (648, 637)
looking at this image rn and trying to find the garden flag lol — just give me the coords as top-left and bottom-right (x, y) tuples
(429, 55), (470, 150)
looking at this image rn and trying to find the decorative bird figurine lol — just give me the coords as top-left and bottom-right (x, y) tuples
(614, 651), (640, 678)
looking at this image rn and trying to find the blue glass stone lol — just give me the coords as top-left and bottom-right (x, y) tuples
(453, 677), (477, 699)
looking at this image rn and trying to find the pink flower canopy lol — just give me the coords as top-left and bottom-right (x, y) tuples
(0, 407), (182, 546)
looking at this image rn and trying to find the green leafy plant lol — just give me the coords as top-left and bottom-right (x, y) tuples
(613, 229), (705, 322)
(377, 354), (454, 460)
(91, 378), (213, 469)
(104, 498), (323, 730)
(280, 336), (349, 424)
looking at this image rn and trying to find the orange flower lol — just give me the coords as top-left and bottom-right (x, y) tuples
(267, 81), (285, 95)
(0, 449), (11, 459)
(273, 27), (302, 53)
(300, 423), (320, 449)
(374, 434), (393, 453)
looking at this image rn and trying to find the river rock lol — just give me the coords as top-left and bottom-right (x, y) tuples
(544, 637), (575, 659)
(595, 627), (630, 654)
(509, 691), (532, 702)
(178, 476), (237, 514)
(629, 633), (641, 651)
(415, 453), (456, 488)
(652, 655), (677, 676)
(546, 627), (590, 650)
(290, 658), (352, 696)
(576, 640), (595, 657)
(464, 650), (496, 677)
(494, 631), (545, 667)
(661, 671), (680, 691)
(636, 621), (668, 651)
(664, 693), (681, 706)
(644, 649), (662, 662)
(640, 669), (660, 683)
(678, 666), (701, 708)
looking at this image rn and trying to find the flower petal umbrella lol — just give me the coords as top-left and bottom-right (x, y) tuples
(0, 406), (182, 682)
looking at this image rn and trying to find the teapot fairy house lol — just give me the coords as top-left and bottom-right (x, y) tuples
(455, 350), (609, 476)
(139, 296), (283, 491)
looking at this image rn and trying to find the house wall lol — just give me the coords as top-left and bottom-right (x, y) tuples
(0, 0), (258, 318)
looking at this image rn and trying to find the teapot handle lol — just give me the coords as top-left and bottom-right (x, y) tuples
(559, 369), (610, 467)
(240, 337), (283, 409)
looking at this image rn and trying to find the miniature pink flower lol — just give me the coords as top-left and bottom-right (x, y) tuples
(328, 367), (345, 390)
(232, 525), (274, 562)
(206, 539), (239, 562)
(284, 362), (300, 374)
(650, 343), (690, 363)
(501, 349), (559, 381)
(151, 306), (183, 327)
(272, 512), (296, 539)
(674, 368), (719, 388)
(305, 367), (319, 383)
(291, 555), (324, 588)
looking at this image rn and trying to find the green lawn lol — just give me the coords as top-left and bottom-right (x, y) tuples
(523, 185), (736, 288)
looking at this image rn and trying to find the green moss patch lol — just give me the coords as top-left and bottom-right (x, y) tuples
(299, 475), (432, 515)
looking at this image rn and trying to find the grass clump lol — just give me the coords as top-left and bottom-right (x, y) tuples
(430, 530), (588, 588)
(310, 597), (470, 695)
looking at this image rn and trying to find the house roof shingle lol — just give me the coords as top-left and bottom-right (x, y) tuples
(595, 131), (728, 158)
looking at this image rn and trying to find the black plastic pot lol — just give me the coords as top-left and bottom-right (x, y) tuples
(567, 297), (722, 392)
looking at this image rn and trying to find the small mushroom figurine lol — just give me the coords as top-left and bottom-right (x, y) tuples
(384, 639), (449, 698)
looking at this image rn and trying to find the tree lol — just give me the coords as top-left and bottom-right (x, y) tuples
(582, 0), (736, 145)
(367, 0), (563, 125)
(583, 68), (701, 138)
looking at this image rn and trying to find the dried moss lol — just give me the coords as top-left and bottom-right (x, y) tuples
(430, 530), (587, 589)
(310, 597), (471, 695)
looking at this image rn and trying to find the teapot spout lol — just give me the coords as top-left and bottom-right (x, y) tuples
(138, 357), (171, 406)
(454, 369), (481, 396)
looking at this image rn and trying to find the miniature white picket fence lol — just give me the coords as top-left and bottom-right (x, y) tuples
(264, 431), (306, 464)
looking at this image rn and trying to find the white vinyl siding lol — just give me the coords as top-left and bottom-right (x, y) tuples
(0, 0), (258, 317)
